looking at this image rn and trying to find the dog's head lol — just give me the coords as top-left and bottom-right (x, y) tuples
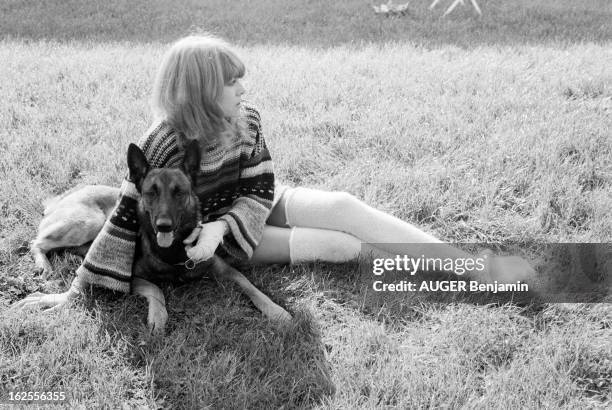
(127, 139), (201, 248)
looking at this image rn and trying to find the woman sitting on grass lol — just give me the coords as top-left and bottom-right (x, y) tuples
(17, 34), (533, 319)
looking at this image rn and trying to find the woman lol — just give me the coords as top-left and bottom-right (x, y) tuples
(17, 35), (533, 312)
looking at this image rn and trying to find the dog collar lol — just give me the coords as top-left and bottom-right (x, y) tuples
(175, 258), (199, 270)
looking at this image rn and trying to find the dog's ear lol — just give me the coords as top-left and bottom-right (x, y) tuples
(127, 143), (150, 193)
(181, 139), (201, 184)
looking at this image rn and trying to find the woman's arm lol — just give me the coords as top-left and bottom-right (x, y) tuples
(217, 105), (275, 261)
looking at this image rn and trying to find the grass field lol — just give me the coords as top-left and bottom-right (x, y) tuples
(1, 0), (611, 47)
(1, 0), (611, 408)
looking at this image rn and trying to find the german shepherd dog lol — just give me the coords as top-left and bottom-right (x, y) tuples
(28, 140), (291, 332)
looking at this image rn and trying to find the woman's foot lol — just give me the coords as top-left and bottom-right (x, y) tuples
(480, 250), (536, 284)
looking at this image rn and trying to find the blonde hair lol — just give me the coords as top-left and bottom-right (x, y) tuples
(151, 34), (246, 148)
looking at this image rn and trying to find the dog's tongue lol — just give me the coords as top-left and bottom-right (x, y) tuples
(156, 232), (175, 248)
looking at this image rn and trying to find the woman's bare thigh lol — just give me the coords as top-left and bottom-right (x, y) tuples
(250, 225), (291, 265)
(266, 190), (289, 228)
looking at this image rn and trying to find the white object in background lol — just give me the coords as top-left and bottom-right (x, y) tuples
(430, 0), (482, 16)
(373, 1), (411, 16)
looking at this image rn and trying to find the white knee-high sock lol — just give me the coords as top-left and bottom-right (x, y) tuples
(284, 187), (443, 244)
(289, 227), (361, 264)
(285, 188), (508, 280)
(282, 187), (483, 265)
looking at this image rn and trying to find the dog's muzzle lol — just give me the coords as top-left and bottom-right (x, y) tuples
(154, 218), (176, 248)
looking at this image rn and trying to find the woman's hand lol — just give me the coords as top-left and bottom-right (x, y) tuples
(183, 220), (229, 262)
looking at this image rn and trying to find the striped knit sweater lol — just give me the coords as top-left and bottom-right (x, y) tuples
(77, 104), (275, 293)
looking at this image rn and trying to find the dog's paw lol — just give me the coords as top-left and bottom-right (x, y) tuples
(265, 304), (292, 323)
(147, 302), (168, 335)
(33, 259), (53, 280)
(11, 291), (71, 311)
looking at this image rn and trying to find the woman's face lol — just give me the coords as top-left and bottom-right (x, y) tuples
(218, 78), (245, 118)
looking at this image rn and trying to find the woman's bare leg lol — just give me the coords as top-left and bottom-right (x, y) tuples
(250, 226), (292, 265)
(266, 190), (290, 228)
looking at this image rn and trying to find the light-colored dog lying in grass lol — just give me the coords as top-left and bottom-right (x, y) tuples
(30, 185), (120, 279)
